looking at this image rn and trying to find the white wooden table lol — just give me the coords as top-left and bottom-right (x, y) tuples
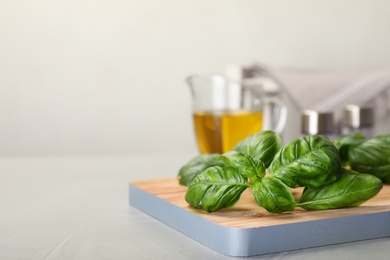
(1, 155), (389, 259)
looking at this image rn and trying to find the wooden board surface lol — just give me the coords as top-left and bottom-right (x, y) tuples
(130, 177), (390, 256)
(130, 177), (390, 229)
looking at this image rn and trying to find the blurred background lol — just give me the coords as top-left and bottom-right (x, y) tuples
(1, 0), (390, 157)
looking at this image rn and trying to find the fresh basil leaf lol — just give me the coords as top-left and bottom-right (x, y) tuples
(184, 166), (249, 212)
(297, 169), (383, 210)
(233, 130), (282, 168)
(178, 154), (224, 186)
(219, 151), (266, 183)
(252, 176), (296, 214)
(383, 175), (390, 183)
(333, 133), (365, 166)
(269, 135), (342, 188)
(349, 134), (390, 182)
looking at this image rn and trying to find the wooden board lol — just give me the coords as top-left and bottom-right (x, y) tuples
(129, 178), (390, 257)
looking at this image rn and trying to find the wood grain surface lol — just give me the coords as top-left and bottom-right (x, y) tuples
(130, 178), (390, 229)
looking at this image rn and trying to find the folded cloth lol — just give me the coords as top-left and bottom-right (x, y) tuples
(246, 63), (390, 138)
(272, 67), (390, 110)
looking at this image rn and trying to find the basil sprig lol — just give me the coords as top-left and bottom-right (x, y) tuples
(219, 151), (266, 183)
(233, 130), (282, 168)
(333, 133), (365, 166)
(179, 131), (387, 214)
(184, 166), (249, 213)
(332, 134), (390, 182)
(252, 176), (296, 214)
(298, 169), (383, 210)
(178, 154), (224, 186)
(348, 135), (390, 182)
(269, 135), (342, 188)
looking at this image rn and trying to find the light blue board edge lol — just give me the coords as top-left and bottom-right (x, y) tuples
(129, 183), (390, 257)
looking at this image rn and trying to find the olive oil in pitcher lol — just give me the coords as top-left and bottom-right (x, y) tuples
(193, 111), (263, 154)
(187, 73), (286, 155)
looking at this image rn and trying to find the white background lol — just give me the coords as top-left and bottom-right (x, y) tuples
(1, 0), (390, 156)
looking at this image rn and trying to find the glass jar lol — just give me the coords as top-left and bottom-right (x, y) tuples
(342, 104), (374, 138)
(301, 110), (335, 140)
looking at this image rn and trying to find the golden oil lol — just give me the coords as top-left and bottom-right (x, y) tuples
(193, 111), (263, 154)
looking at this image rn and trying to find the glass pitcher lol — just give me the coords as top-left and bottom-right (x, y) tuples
(186, 74), (287, 154)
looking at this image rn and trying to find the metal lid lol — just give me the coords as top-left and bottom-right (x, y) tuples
(301, 110), (334, 135)
(344, 105), (374, 128)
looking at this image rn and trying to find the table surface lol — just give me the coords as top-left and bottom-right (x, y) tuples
(1, 154), (390, 260)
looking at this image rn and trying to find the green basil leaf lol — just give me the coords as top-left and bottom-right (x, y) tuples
(382, 174), (390, 183)
(269, 135), (342, 188)
(349, 134), (390, 182)
(298, 169), (383, 210)
(252, 176), (296, 214)
(219, 151), (266, 183)
(178, 154), (224, 186)
(333, 133), (365, 166)
(233, 130), (282, 168)
(184, 166), (249, 212)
